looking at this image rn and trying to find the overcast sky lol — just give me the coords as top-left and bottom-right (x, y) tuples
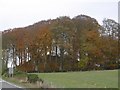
(0, 0), (119, 31)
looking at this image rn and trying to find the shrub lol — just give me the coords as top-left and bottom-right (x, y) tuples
(1, 68), (8, 76)
(27, 74), (39, 83)
(14, 69), (27, 78)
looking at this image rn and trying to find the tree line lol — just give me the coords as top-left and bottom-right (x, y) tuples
(2, 15), (120, 72)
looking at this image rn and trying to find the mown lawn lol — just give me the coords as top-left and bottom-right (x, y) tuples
(35, 70), (118, 88)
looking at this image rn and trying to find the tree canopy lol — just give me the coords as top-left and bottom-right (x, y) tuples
(2, 15), (119, 72)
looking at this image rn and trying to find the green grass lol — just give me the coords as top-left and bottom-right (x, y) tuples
(35, 70), (118, 88)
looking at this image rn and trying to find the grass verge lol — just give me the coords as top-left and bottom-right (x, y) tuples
(2, 70), (119, 89)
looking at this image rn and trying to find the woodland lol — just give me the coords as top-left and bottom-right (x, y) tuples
(2, 15), (119, 72)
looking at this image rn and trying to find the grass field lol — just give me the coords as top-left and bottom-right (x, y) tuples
(35, 70), (118, 88)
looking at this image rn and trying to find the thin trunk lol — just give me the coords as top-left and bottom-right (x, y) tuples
(44, 48), (47, 72)
(55, 45), (58, 63)
(59, 47), (64, 71)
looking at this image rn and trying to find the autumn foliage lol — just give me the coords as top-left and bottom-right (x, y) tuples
(2, 15), (119, 72)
